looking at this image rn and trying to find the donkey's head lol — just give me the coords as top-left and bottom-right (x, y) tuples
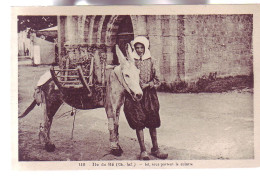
(115, 44), (143, 101)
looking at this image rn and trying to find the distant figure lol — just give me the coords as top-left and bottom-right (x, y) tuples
(26, 48), (29, 56)
(124, 36), (168, 160)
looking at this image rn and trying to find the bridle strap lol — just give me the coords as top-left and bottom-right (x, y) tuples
(121, 70), (133, 93)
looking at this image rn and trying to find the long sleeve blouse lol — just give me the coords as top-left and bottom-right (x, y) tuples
(134, 57), (161, 88)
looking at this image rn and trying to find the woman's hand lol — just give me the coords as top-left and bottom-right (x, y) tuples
(148, 81), (154, 88)
(140, 83), (149, 89)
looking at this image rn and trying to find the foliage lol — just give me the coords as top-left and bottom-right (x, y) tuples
(17, 16), (57, 32)
(157, 73), (253, 93)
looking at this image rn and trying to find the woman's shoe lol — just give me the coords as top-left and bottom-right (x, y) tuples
(151, 148), (168, 159)
(140, 151), (150, 160)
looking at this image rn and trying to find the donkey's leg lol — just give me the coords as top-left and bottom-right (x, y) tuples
(105, 71), (124, 156)
(44, 99), (62, 151)
(114, 109), (123, 153)
(105, 98), (124, 156)
(107, 109), (123, 156)
(41, 95), (62, 152)
(107, 116), (118, 149)
(105, 101), (118, 151)
(106, 106), (121, 154)
(114, 111), (120, 144)
(40, 83), (62, 152)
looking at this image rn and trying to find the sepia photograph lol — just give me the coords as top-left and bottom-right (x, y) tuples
(12, 5), (260, 169)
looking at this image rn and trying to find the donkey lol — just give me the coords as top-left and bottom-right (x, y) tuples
(18, 44), (143, 156)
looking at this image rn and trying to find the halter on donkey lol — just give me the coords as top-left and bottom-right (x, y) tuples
(18, 44), (143, 156)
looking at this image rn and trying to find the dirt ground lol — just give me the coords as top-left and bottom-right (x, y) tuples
(18, 65), (254, 161)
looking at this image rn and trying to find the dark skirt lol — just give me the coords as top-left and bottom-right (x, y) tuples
(123, 87), (160, 130)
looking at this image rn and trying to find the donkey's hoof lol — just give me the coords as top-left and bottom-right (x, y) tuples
(111, 146), (123, 156)
(111, 149), (122, 156)
(45, 143), (56, 152)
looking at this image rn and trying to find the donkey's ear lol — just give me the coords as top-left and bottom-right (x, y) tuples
(126, 43), (134, 63)
(115, 45), (127, 65)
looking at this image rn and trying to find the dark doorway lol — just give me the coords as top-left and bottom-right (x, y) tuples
(113, 16), (134, 64)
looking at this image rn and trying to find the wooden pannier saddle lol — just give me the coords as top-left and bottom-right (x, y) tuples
(50, 43), (107, 109)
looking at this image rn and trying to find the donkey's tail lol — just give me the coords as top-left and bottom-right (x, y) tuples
(18, 100), (37, 119)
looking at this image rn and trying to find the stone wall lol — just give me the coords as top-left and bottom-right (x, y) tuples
(144, 14), (253, 85)
(146, 15), (178, 83)
(183, 15), (253, 82)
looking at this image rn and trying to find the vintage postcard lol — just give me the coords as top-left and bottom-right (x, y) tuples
(11, 5), (260, 170)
